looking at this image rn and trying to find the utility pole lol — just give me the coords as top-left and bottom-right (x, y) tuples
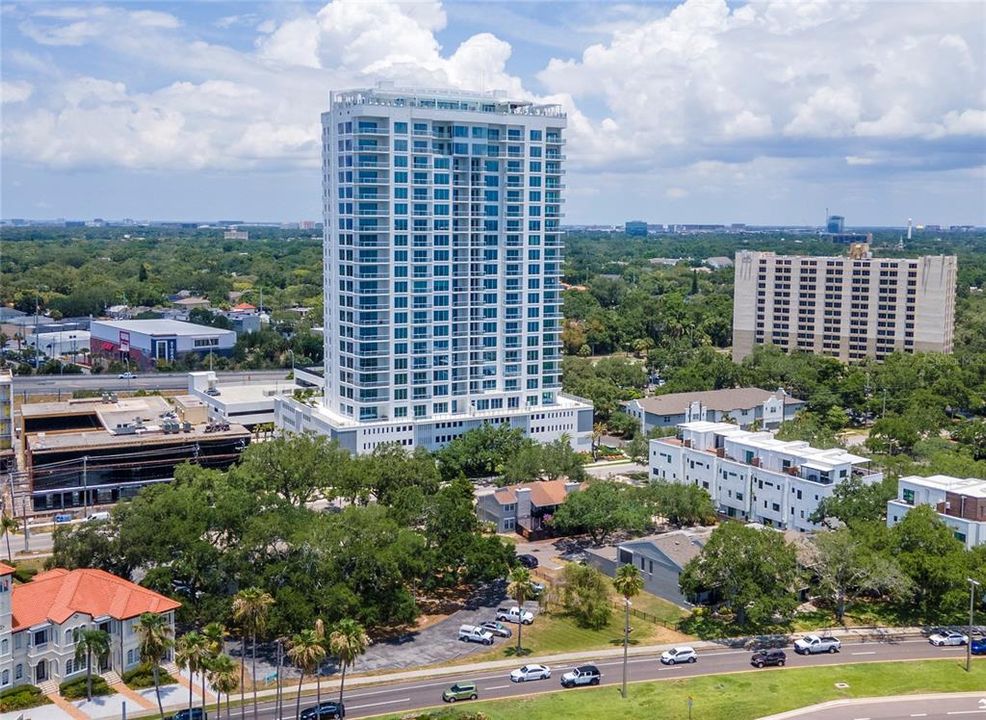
(82, 456), (89, 518)
(621, 597), (630, 699)
(967, 578), (980, 673)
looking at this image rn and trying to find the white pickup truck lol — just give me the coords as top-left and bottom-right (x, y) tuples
(794, 634), (841, 654)
(496, 606), (534, 625)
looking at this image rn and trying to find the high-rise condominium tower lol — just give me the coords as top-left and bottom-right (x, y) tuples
(275, 85), (592, 454)
(732, 244), (957, 363)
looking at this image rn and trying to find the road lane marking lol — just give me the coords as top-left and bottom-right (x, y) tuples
(852, 651), (877, 655)
(485, 685), (510, 690)
(852, 716), (870, 720)
(911, 713), (928, 717)
(348, 697), (410, 710)
(946, 711), (986, 715)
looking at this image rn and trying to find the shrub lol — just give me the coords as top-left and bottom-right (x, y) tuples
(122, 663), (176, 689)
(12, 563), (38, 584)
(401, 713), (491, 720)
(0, 685), (51, 712)
(59, 676), (115, 700)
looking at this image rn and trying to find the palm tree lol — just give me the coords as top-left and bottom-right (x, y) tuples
(287, 629), (326, 720)
(75, 629), (110, 701)
(508, 566), (533, 654)
(231, 587), (274, 720)
(1, 514), (18, 563)
(135, 612), (174, 718)
(207, 655), (238, 720)
(328, 619), (369, 707)
(201, 623), (226, 707)
(175, 632), (208, 716)
(613, 563), (644, 699)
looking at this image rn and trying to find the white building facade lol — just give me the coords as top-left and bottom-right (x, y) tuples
(275, 85), (592, 453)
(886, 474), (986, 549)
(649, 421), (883, 532)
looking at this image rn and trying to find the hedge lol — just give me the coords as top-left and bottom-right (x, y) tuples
(122, 663), (176, 690)
(0, 684), (51, 712)
(59, 676), (116, 700)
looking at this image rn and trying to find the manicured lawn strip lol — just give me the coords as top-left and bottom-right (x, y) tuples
(383, 659), (984, 720)
(629, 592), (689, 627)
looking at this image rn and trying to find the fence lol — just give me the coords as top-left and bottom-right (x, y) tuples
(612, 602), (680, 631)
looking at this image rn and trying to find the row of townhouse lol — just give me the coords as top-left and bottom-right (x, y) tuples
(0, 565), (179, 690)
(649, 421), (883, 532)
(887, 474), (986, 549)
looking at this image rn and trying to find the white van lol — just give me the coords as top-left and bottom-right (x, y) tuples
(458, 624), (494, 645)
(87, 512), (111, 522)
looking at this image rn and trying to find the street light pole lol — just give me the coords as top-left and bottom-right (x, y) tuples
(967, 578), (980, 673)
(621, 597), (630, 699)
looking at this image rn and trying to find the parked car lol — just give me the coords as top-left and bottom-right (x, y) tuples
(458, 624), (494, 645)
(530, 581), (546, 596)
(87, 511), (111, 522)
(929, 630), (968, 646)
(560, 665), (601, 688)
(53, 513), (73, 523)
(442, 682), (478, 703)
(169, 709), (206, 720)
(660, 646), (697, 665)
(517, 554), (539, 569)
(496, 606), (534, 625)
(970, 638), (986, 655)
(510, 664), (551, 682)
(750, 649), (787, 668)
(299, 702), (345, 720)
(794, 634), (841, 654)
(118, 371), (137, 380)
(480, 621), (512, 638)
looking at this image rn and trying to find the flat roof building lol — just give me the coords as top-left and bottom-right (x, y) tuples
(20, 395), (249, 513)
(732, 246), (957, 362)
(275, 85), (592, 454)
(887, 474), (986, 549)
(90, 319), (236, 369)
(0, 370), (13, 473)
(650, 420), (882, 532)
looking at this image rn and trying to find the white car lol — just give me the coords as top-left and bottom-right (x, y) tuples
(929, 630), (968, 646)
(496, 606), (535, 625)
(118, 371), (137, 380)
(660, 646), (697, 665)
(510, 664), (551, 682)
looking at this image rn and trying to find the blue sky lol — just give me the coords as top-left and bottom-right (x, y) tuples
(1, 0), (984, 226)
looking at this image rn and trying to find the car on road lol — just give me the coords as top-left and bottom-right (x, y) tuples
(517, 553), (539, 569)
(53, 513), (73, 523)
(299, 702), (345, 719)
(118, 371), (137, 380)
(442, 682), (478, 703)
(458, 624), (495, 645)
(480, 621), (512, 638)
(510, 664), (551, 682)
(929, 630), (969, 646)
(794, 634), (841, 654)
(496, 606), (534, 625)
(971, 638), (986, 655)
(169, 709), (206, 720)
(750, 649), (787, 668)
(560, 665), (601, 688)
(660, 646), (697, 665)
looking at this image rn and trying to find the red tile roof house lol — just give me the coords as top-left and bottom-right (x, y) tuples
(0, 564), (180, 690)
(476, 479), (582, 539)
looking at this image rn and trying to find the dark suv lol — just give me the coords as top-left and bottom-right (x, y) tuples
(750, 649), (786, 668)
(169, 711), (205, 720)
(300, 702), (345, 720)
(517, 554), (539, 569)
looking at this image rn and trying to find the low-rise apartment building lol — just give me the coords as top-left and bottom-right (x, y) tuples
(476, 478), (581, 538)
(886, 474), (986, 549)
(0, 565), (179, 690)
(649, 421), (882, 532)
(623, 388), (804, 434)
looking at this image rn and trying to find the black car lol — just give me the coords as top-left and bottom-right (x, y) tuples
(750, 649), (786, 668)
(300, 702), (346, 720)
(517, 554), (539, 569)
(170, 710), (206, 720)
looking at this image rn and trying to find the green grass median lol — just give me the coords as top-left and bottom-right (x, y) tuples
(386, 659), (984, 720)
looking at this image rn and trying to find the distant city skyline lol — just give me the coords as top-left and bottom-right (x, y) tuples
(1, 0), (984, 225)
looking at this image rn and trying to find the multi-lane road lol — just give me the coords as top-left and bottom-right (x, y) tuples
(11, 370), (289, 394)
(245, 639), (975, 720)
(777, 694), (986, 720)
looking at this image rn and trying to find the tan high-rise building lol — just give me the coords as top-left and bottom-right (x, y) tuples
(732, 245), (957, 363)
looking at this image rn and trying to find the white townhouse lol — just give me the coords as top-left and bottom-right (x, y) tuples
(0, 565), (179, 690)
(887, 474), (986, 549)
(649, 421), (883, 532)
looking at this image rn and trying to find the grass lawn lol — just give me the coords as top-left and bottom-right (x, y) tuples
(385, 659), (984, 720)
(462, 594), (689, 664)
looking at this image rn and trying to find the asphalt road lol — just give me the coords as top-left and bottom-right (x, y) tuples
(11, 370), (290, 394)
(246, 638), (977, 720)
(782, 694), (986, 720)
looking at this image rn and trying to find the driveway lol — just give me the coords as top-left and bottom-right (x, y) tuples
(11, 704), (76, 720)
